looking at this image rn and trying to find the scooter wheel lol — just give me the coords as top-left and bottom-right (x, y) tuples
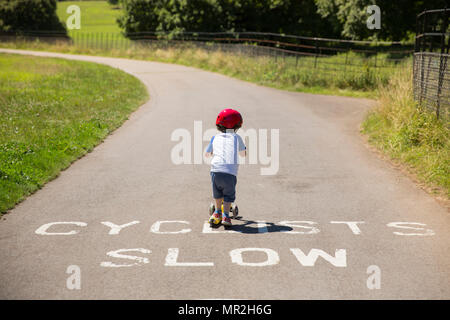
(233, 205), (239, 218)
(209, 204), (215, 216)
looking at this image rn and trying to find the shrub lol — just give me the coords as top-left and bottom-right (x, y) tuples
(117, 0), (333, 37)
(0, 0), (66, 33)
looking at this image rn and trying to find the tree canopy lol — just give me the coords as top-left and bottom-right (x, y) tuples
(315, 0), (449, 40)
(118, 0), (338, 38)
(0, 0), (66, 33)
(118, 0), (449, 41)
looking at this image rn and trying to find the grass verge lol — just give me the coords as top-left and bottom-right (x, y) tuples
(361, 68), (449, 200)
(0, 40), (410, 98)
(0, 53), (148, 214)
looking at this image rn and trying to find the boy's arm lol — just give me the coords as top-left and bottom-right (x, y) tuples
(205, 136), (214, 157)
(237, 135), (246, 157)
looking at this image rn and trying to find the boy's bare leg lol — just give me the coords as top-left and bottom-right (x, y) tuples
(222, 202), (231, 215)
(214, 198), (223, 213)
(222, 201), (232, 226)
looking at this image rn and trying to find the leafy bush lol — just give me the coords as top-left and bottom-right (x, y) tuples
(118, 0), (333, 37)
(0, 0), (66, 33)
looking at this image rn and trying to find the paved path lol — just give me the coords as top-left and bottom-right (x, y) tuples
(0, 49), (448, 299)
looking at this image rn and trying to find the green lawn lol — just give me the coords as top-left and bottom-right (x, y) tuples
(0, 53), (148, 213)
(56, 0), (122, 35)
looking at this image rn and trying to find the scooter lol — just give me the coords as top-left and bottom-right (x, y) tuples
(208, 201), (239, 229)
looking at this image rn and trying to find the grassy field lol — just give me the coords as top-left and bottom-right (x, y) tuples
(56, 0), (122, 35)
(0, 39), (410, 98)
(362, 69), (449, 199)
(0, 53), (148, 213)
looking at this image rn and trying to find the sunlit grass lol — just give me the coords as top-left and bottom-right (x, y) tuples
(0, 39), (410, 98)
(362, 69), (449, 198)
(0, 53), (148, 213)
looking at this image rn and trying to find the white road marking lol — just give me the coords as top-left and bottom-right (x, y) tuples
(202, 221), (237, 233)
(100, 248), (151, 268)
(278, 221), (320, 234)
(387, 222), (435, 236)
(33, 220), (436, 237)
(101, 221), (140, 235)
(230, 248), (280, 267)
(290, 248), (347, 267)
(330, 221), (365, 235)
(256, 221), (269, 233)
(150, 221), (192, 234)
(35, 222), (87, 235)
(164, 248), (214, 267)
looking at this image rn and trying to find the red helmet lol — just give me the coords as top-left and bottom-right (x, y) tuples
(216, 108), (243, 129)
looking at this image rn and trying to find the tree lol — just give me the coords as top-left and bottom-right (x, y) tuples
(0, 0), (66, 33)
(219, 0), (334, 36)
(118, 0), (337, 37)
(118, 0), (162, 34)
(315, 0), (449, 40)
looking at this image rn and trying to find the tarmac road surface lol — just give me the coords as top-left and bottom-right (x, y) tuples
(0, 49), (449, 299)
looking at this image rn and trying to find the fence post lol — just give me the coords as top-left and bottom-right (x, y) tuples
(343, 42), (349, 74)
(374, 43), (378, 68)
(314, 38), (318, 68)
(414, 14), (420, 53)
(419, 10), (427, 105)
(413, 13), (420, 100)
(436, 7), (449, 119)
(413, 7), (449, 120)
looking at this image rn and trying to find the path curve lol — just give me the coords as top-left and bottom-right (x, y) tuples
(0, 49), (448, 299)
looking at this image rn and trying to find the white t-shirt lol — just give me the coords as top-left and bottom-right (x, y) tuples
(206, 132), (246, 176)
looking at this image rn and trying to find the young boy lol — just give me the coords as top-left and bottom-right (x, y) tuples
(205, 108), (246, 227)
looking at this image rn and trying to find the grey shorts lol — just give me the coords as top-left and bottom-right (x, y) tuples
(210, 172), (237, 203)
